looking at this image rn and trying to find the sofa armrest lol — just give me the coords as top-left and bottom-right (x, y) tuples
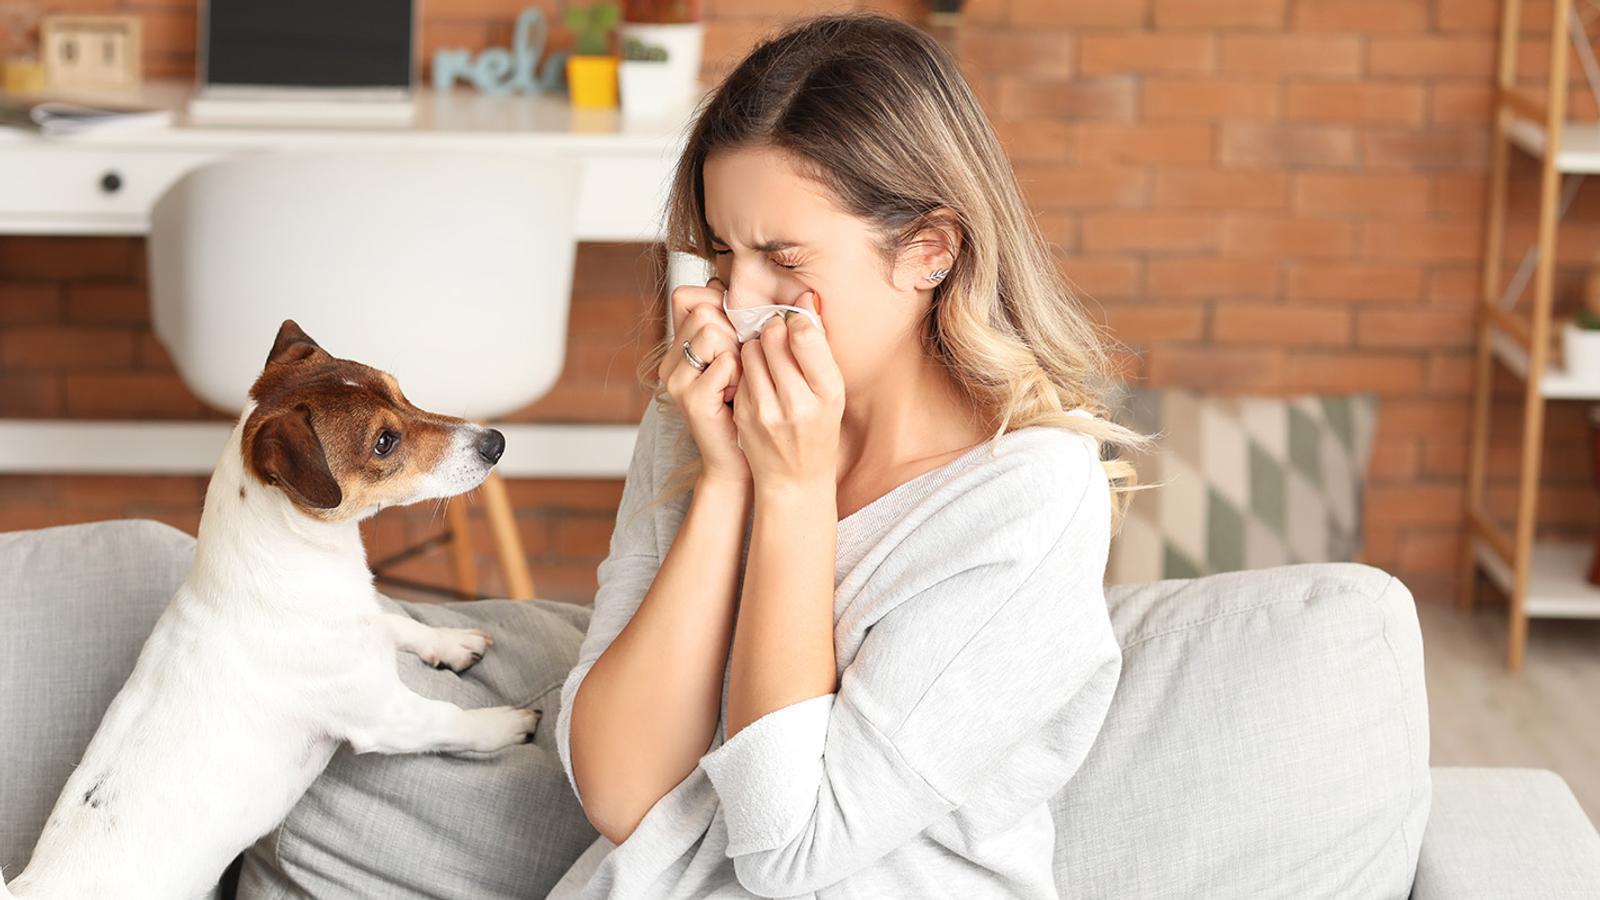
(1413, 767), (1600, 899)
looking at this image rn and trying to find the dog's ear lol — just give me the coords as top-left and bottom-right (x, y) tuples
(247, 403), (342, 510)
(266, 319), (325, 368)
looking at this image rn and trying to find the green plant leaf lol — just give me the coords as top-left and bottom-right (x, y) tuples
(566, 0), (620, 55)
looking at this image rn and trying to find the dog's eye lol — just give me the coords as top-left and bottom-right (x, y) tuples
(374, 430), (400, 457)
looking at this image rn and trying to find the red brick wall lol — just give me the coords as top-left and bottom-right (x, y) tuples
(4, 0), (1595, 606)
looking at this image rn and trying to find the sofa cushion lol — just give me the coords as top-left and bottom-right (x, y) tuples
(1413, 767), (1600, 898)
(0, 519), (199, 886)
(1106, 387), (1379, 585)
(1052, 562), (1430, 898)
(234, 596), (598, 900)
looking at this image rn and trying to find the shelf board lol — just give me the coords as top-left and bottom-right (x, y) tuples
(1489, 327), (1600, 399)
(1475, 537), (1600, 619)
(1507, 116), (1600, 173)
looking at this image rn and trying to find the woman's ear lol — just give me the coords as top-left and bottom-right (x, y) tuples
(894, 207), (962, 292)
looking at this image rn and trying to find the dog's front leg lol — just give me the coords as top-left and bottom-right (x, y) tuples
(381, 612), (492, 672)
(345, 681), (540, 755)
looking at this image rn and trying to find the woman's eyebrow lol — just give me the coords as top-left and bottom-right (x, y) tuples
(708, 230), (801, 252)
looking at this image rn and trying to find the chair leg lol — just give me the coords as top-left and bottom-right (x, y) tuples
(482, 471), (537, 600)
(445, 499), (480, 599)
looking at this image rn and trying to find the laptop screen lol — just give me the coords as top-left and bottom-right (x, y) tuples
(201, 0), (414, 90)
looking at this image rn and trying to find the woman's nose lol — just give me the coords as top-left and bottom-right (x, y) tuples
(722, 257), (795, 309)
(724, 278), (778, 311)
(724, 284), (763, 310)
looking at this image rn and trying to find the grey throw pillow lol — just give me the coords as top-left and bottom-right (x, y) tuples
(235, 596), (598, 900)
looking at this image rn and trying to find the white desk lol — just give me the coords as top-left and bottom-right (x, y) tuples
(0, 81), (706, 477)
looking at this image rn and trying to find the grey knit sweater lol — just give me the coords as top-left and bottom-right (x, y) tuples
(549, 398), (1121, 899)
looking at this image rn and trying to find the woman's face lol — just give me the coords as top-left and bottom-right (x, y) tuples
(702, 144), (927, 396)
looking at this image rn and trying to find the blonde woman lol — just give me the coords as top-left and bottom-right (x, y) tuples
(551, 12), (1151, 898)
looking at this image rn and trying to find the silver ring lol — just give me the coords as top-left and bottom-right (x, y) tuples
(681, 338), (709, 372)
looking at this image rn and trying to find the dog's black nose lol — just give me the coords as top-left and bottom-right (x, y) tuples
(477, 428), (505, 464)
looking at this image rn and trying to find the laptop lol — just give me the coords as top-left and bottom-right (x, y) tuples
(190, 0), (418, 126)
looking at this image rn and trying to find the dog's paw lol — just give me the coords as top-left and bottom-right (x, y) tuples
(416, 627), (494, 673)
(463, 705), (542, 752)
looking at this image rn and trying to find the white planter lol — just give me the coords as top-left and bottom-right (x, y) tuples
(1562, 321), (1600, 382)
(617, 21), (703, 113)
(619, 60), (677, 118)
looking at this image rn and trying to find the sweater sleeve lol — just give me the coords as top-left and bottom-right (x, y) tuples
(555, 398), (680, 811)
(696, 435), (1123, 898)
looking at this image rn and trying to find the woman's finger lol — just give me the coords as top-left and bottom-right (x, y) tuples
(669, 277), (726, 343)
(738, 336), (779, 415)
(701, 300), (740, 340)
(783, 293), (843, 400)
(697, 350), (736, 402)
(682, 326), (721, 374)
(669, 320), (735, 398)
(757, 316), (813, 411)
(684, 351), (738, 425)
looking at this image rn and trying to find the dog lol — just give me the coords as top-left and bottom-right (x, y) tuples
(2, 320), (539, 900)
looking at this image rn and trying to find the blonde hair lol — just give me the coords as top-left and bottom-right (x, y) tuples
(631, 12), (1155, 534)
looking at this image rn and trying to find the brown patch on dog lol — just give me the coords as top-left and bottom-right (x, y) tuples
(241, 320), (473, 521)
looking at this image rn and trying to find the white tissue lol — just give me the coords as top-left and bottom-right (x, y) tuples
(723, 291), (823, 343)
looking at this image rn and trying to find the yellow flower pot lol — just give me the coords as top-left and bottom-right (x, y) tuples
(567, 54), (619, 109)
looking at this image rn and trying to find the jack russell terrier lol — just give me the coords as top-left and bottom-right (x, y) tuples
(2, 321), (539, 900)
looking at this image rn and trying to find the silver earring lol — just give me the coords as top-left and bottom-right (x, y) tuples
(927, 267), (949, 285)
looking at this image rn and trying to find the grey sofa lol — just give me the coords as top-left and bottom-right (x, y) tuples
(3, 519), (1599, 899)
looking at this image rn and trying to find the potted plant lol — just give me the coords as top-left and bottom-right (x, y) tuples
(564, 1), (620, 109)
(1564, 270), (1600, 383)
(618, 0), (703, 107)
(618, 34), (674, 118)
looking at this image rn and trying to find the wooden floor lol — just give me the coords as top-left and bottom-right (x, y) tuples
(1421, 601), (1600, 826)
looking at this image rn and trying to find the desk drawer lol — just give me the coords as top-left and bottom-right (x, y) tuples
(0, 148), (226, 227)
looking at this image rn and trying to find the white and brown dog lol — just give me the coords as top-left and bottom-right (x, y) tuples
(2, 321), (538, 900)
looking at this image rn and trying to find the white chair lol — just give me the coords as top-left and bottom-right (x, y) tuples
(148, 148), (584, 600)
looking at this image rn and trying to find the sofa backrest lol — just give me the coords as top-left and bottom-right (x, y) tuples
(1, 521), (1429, 899)
(1052, 562), (1429, 898)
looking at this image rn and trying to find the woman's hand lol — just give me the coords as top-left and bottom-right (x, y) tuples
(661, 276), (750, 486)
(731, 290), (845, 494)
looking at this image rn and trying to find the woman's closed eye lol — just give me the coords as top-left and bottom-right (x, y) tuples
(711, 245), (801, 270)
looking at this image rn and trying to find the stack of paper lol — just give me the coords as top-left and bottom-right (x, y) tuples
(0, 98), (172, 136)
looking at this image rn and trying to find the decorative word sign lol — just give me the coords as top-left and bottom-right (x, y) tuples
(433, 7), (565, 95)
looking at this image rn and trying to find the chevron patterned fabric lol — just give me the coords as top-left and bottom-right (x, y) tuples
(1106, 387), (1379, 586)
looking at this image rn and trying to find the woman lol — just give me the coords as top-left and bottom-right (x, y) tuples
(550, 12), (1152, 899)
